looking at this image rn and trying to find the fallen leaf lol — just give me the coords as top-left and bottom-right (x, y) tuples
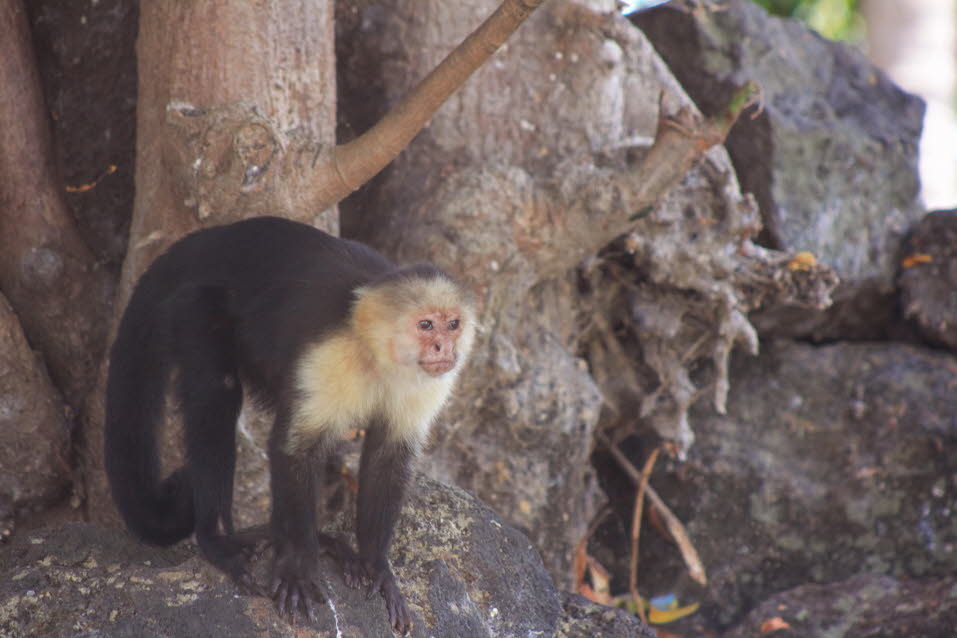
(760, 617), (791, 633)
(66, 164), (117, 193)
(649, 601), (700, 624)
(902, 253), (933, 268)
(787, 251), (817, 271)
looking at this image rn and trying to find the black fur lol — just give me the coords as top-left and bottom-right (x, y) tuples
(104, 216), (422, 630)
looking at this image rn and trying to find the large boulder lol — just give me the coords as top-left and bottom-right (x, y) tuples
(635, 0), (926, 338)
(0, 477), (652, 637)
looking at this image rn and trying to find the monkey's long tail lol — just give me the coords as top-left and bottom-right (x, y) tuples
(104, 291), (194, 546)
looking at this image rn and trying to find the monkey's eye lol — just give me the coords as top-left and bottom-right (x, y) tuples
(448, 319), (460, 331)
(418, 320), (433, 331)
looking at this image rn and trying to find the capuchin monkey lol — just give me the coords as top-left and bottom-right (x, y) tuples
(104, 216), (476, 634)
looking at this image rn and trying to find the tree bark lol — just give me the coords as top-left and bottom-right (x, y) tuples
(0, 293), (71, 518)
(0, 0), (112, 408)
(122, 0), (339, 297)
(332, 0), (545, 201)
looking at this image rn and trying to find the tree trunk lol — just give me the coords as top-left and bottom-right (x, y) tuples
(85, 0), (338, 525)
(0, 0), (112, 409)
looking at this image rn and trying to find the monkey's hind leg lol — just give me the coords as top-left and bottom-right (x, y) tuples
(169, 285), (255, 592)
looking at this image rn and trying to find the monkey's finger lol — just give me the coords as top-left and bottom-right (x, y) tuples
(377, 574), (410, 633)
(302, 593), (319, 624)
(367, 569), (388, 599)
(301, 574), (325, 611)
(269, 573), (283, 597)
(387, 597), (411, 635)
(286, 586), (301, 620)
(342, 561), (365, 589)
(274, 584), (289, 617)
(366, 574), (383, 600)
(238, 572), (261, 596)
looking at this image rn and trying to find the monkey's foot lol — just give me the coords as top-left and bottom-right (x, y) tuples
(198, 533), (261, 595)
(336, 555), (412, 635)
(316, 531), (360, 565)
(270, 551), (325, 624)
(315, 532), (368, 590)
(376, 569), (412, 636)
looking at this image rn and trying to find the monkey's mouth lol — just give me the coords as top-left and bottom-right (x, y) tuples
(420, 359), (455, 376)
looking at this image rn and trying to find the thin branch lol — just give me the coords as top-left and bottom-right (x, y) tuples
(332, 0), (545, 197)
(626, 83), (758, 217)
(599, 433), (707, 586)
(628, 447), (659, 624)
(574, 505), (612, 595)
(533, 83), (759, 282)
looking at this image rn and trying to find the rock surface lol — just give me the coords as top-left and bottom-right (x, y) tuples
(557, 593), (657, 638)
(635, 0), (925, 293)
(900, 209), (957, 351)
(0, 478), (652, 638)
(623, 341), (957, 632)
(722, 573), (957, 638)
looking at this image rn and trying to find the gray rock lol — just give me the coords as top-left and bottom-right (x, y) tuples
(0, 478), (650, 637)
(636, 341), (957, 630)
(900, 209), (957, 351)
(635, 0), (924, 287)
(722, 573), (957, 638)
(635, 0), (925, 335)
(557, 593), (656, 638)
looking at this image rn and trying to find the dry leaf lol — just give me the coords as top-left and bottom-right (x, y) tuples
(760, 616), (791, 633)
(901, 253), (933, 268)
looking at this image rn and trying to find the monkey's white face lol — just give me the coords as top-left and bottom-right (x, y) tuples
(410, 308), (464, 377)
(352, 276), (476, 383)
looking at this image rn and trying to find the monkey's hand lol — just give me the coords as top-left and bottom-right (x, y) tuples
(270, 549), (325, 624)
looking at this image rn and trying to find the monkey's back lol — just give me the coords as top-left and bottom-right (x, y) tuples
(126, 216), (394, 398)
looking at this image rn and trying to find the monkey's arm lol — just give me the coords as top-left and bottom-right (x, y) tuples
(268, 423), (325, 621)
(348, 422), (416, 634)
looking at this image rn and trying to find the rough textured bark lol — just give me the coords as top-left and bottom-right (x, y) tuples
(123, 0), (339, 296)
(333, 0), (546, 198)
(636, 0), (925, 342)
(0, 293), (71, 525)
(0, 0), (112, 408)
(26, 0), (139, 269)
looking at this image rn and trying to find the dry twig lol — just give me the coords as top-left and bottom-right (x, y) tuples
(628, 447), (660, 623)
(599, 433), (707, 586)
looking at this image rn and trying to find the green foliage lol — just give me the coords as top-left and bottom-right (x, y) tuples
(752, 0), (863, 41)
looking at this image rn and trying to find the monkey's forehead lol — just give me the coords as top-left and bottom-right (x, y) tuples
(356, 275), (474, 315)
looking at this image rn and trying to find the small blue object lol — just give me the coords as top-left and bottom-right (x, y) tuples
(650, 593), (677, 611)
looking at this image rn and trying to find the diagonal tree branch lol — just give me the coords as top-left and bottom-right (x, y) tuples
(302, 0), (546, 209)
